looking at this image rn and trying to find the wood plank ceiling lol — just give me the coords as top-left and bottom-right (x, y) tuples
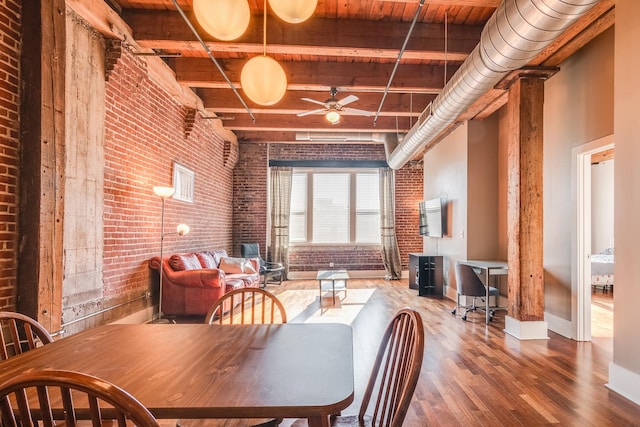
(109, 0), (615, 147)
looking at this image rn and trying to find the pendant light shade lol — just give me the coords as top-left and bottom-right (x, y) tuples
(268, 0), (317, 23)
(241, 56), (288, 106)
(193, 0), (251, 41)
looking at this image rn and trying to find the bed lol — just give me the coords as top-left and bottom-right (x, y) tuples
(591, 248), (614, 292)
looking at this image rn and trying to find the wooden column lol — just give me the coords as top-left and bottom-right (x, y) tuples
(503, 70), (553, 324)
(19, 0), (66, 333)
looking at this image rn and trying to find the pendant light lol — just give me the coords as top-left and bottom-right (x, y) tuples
(192, 0), (250, 41)
(240, 0), (287, 106)
(268, 0), (317, 24)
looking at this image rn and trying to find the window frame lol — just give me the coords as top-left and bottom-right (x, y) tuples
(289, 167), (381, 246)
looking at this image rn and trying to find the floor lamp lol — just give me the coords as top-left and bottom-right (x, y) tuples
(153, 186), (190, 323)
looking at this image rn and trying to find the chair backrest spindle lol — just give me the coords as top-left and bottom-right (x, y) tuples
(358, 308), (424, 427)
(0, 370), (160, 427)
(205, 288), (287, 325)
(0, 312), (53, 360)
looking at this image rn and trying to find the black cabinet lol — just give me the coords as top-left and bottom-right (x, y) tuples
(408, 254), (443, 298)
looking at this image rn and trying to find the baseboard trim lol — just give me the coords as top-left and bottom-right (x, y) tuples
(287, 270), (387, 280)
(607, 363), (640, 406)
(110, 307), (154, 324)
(544, 311), (572, 339)
(504, 316), (549, 340)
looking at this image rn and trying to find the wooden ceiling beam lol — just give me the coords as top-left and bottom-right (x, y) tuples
(200, 89), (435, 116)
(532, 0), (614, 66)
(234, 130), (390, 144)
(220, 113), (414, 132)
(376, 0), (500, 5)
(174, 58), (457, 93)
(122, 10), (482, 60)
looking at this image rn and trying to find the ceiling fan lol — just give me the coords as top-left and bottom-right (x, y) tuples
(296, 87), (372, 124)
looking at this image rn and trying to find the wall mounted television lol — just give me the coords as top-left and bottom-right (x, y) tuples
(419, 198), (446, 238)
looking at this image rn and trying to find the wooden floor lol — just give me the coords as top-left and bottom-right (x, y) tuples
(175, 279), (636, 426)
(263, 278), (637, 427)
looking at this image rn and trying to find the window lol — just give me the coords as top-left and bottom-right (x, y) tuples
(290, 169), (381, 244)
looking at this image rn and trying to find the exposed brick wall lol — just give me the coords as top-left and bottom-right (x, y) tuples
(233, 142), (424, 274)
(395, 161), (424, 269)
(0, 0), (21, 310)
(103, 46), (235, 303)
(233, 142), (268, 257)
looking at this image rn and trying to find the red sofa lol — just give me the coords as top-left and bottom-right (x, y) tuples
(149, 250), (260, 316)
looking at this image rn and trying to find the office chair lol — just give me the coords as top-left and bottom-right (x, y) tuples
(0, 369), (160, 426)
(452, 262), (499, 321)
(240, 243), (285, 287)
(331, 308), (424, 427)
(0, 311), (53, 360)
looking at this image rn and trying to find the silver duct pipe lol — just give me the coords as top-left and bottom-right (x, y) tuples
(386, 0), (601, 170)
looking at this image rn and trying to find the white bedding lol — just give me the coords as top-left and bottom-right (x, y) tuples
(591, 252), (614, 275)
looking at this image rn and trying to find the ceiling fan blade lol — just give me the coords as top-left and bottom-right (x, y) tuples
(337, 94), (359, 106)
(301, 97), (328, 107)
(297, 108), (326, 117)
(342, 107), (373, 116)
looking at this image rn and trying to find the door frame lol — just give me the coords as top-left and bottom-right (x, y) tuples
(571, 134), (614, 341)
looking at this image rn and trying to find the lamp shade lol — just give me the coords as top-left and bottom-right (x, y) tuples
(240, 56), (288, 106)
(176, 223), (190, 236)
(193, 0), (250, 41)
(153, 186), (175, 198)
(268, 0), (317, 23)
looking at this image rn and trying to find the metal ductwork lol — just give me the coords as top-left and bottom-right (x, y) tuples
(386, 0), (601, 170)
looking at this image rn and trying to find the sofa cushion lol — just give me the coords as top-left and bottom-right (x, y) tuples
(169, 253), (202, 271)
(219, 257), (257, 275)
(209, 250), (228, 267)
(196, 252), (218, 269)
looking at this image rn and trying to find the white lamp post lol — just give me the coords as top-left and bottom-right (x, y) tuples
(153, 186), (190, 323)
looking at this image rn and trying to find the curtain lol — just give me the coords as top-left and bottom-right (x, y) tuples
(269, 166), (292, 278)
(379, 168), (402, 280)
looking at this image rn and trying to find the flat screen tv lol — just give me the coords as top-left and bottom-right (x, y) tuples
(419, 198), (445, 238)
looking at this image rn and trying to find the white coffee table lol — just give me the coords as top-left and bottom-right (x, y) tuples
(317, 269), (349, 306)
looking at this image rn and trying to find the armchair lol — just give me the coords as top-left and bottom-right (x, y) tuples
(240, 243), (285, 287)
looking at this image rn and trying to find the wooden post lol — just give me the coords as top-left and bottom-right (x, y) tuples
(19, 0), (66, 333)
(496, 68), (558, 330)
(503, 71), (552, 327)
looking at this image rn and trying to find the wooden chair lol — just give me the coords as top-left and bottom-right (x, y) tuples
(332, 308), (424, 427)
(205, 288), (287, 325)
(0, 369), (160, 427)
(195, 288), (287, 427)
(0, 311), (53, 360)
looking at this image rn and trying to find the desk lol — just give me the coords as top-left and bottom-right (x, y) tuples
(0, 323), (354, 427)
(317, 270), (349, 305)
(459, 260), (508, 324)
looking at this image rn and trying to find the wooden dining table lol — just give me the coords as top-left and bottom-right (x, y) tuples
(0, 323), (354, 427)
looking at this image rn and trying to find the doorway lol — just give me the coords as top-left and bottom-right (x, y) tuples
(572, 134), (614, 341)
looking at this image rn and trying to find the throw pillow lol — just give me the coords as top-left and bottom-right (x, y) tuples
(197, 252), (217, 269)
(219, 257), (257, 275)
(169, 253), (201, 271)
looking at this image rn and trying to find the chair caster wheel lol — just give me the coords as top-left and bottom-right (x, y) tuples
(451, 308), (457, 315)
(462, 315), (467, 321)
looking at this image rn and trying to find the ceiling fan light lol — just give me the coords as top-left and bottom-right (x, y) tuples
(325, 110), (341, 124)
(241, 55), (288, 106)
(193, 0), (250, 41)
(268, 0), (317, 24)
